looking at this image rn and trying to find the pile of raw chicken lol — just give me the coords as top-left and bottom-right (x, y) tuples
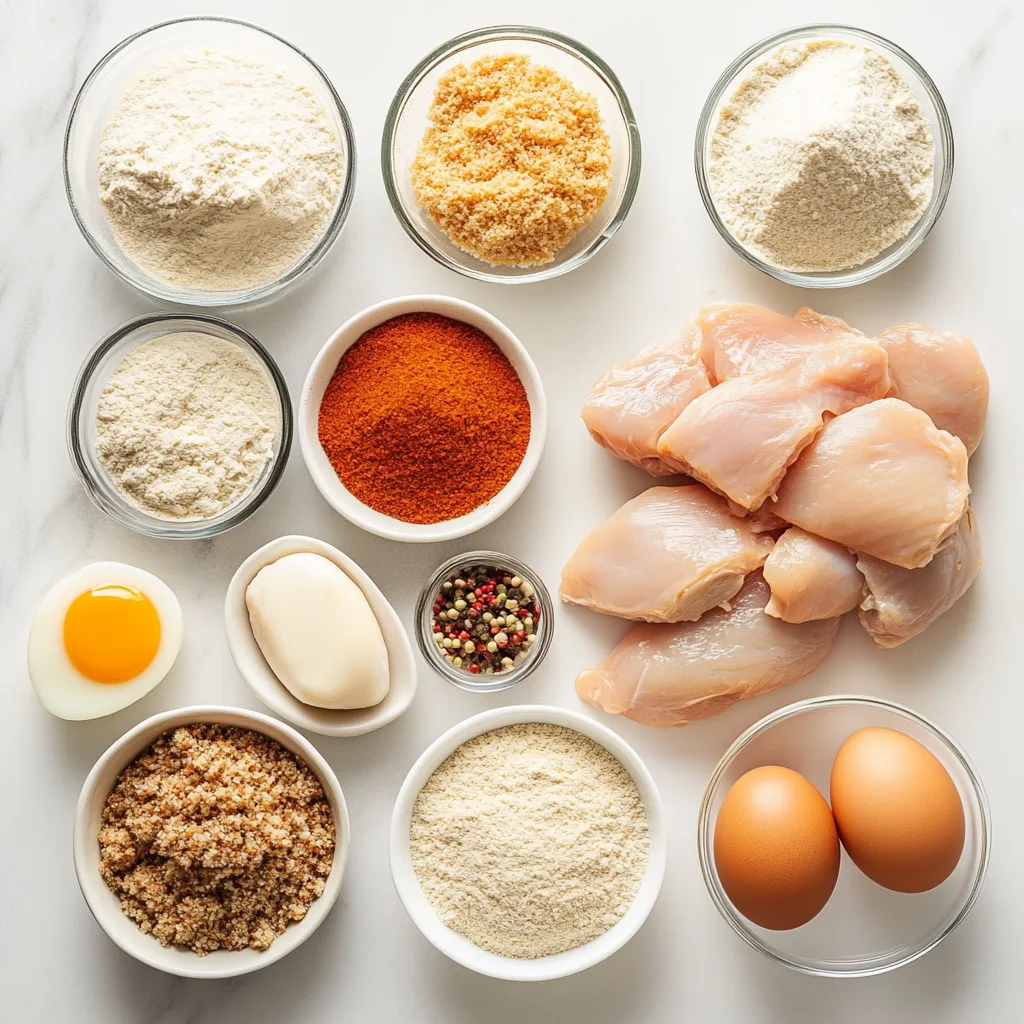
(561, 303), (988, 727)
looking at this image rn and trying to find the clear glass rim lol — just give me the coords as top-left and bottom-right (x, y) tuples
(380, 24), (642, 285)
(693, 23), (955, 289)
(67, 312), (294, 540)
(414, 550), (554, 692)
(696, 694), (992, 978)
(63, 15), (358, 308)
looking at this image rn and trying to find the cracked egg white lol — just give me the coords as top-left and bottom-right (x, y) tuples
(28, 562), (182, 720)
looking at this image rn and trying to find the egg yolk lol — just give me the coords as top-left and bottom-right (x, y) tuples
(63, 585), (161, 684)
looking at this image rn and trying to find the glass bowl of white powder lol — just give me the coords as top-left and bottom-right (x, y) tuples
(68, 313), (292, 539)
(64, 17), (356, 307)
(695, 25), (953, 288)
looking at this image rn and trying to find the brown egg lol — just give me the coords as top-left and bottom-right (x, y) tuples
(713, 766), (840, 930)
(830, 727), (965, 893)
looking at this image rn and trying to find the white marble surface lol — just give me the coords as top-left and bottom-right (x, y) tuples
(1, 0), (1020, 1020)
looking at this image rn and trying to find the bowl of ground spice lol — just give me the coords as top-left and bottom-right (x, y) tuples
(382, 25), (641, 283)
(73, 705), (349, 978)
(300, 295), (546, 541)
(68, 313), (292, 539)
(390, 704), (667, 981)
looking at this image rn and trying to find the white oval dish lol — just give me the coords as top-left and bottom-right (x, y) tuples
(298, 295), (547, 542)
(73, 705), (350, 979)
(225, 535), (417, 736)
(389, 704), (667, 981)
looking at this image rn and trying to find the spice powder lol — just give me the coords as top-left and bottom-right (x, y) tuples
(318, 313), (531, 524)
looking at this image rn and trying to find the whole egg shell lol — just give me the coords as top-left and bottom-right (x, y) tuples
(27, 562), (183, 720)
(830, 726), (965, 893)
(713, 765), (840, 930)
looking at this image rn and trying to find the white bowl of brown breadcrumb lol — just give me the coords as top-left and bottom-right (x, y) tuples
(382, 25), (641, 283)
(73, 706), (349, 978)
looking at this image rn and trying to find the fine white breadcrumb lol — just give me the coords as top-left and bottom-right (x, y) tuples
(709, 41), (934, 272)
(410, 723), (649, 959)
(96, 332), (279, 520)
(97, 50), (344, 291)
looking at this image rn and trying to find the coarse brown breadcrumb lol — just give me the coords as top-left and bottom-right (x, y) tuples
(411, 53), (613, 266)
(98, 724), (335, 956)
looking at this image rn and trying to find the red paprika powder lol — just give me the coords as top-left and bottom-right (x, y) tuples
(317, 312), (531, 524)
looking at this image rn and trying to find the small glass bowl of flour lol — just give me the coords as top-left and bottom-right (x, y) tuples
(64, 18), (355, 307)
(68, 313), (292, 539)
(695, 25), (953, 288)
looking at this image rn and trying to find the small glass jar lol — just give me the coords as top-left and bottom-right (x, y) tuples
(415, 551), (554, 692)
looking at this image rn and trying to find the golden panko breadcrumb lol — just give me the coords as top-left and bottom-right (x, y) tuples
(98, 724), (335, 956)
(411, 53), (613, 266)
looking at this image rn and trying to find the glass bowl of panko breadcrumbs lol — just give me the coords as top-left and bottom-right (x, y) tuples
(382, 25), (641, 283)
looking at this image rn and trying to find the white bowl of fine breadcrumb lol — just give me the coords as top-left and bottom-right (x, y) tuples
(390, 704), (667, 980)
(74, 705), (349, 978)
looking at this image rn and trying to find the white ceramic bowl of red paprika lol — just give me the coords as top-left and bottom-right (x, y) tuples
(298, 294), (547, 542)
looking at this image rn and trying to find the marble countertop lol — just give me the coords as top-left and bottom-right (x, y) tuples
(1, 0), (1019, 1021)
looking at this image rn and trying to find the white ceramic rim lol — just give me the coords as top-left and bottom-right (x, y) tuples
(389, 704), (667, 981)
(73, 705), (350, 979)
(223, 535), (418, 736)
(696, 694), (992, 978)
(298, 295), (547, 542)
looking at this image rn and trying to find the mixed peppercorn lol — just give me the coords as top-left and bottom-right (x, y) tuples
(430, 564), (542, 675)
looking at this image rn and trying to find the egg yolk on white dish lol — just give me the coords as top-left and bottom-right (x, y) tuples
(63, 585), (161, 683)
(28, 562), (182, 720)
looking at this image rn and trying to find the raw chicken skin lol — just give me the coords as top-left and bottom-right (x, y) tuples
(878, 323), (989, 455)
(582, 321), (711, 475)
(656, 340), (891, 508)
(764, 527), (864, 623)
(858, 509), (981, 648)
(559, 485), (773, 622)
(697, 303), (868, 384)
(575, 572), (839, 727)
(773, 399), (970, 569)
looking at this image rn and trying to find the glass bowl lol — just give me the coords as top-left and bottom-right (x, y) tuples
(68, 312), (292, 539)
(415, 551), (554, 692)
(697, 695), (990, 977)
(64, 17), (357, 307)
(381, 25), (641, 284)
(694, 24), (953, 289)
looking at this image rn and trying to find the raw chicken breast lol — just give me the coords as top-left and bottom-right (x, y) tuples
(878, 323), (989, 455)
(764, 527), (864, 623)
(582, 322), (711, 475)
(559, 485), (773, 622)
(697, 302), (867, 384)
(730, 501), (789, 533)
(773, 399), (970, 569)
(656, 339), (890, 508)
(575, 572), (839, 727)
(858, 509), (981, 648)
(794, 307), (864, 335)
